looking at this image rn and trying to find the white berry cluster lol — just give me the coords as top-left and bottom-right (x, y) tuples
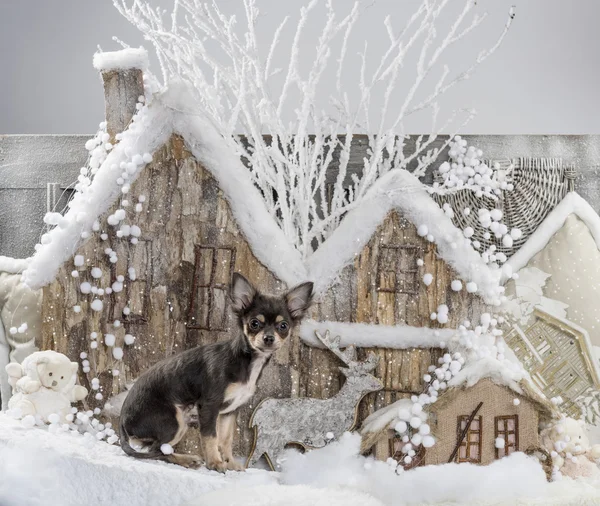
(433, 136), (513, 198)
(453, 313), (507, 360)
(474, 208), (522, 251)
(392, 350), (464, 470)
(36, 89), (154, 421)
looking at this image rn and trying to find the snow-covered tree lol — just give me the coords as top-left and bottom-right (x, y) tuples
(112, 0), (514, 258)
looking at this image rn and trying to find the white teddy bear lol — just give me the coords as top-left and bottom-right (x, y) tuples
(540, 417), (600, 480)
(5, 350), (88, 422)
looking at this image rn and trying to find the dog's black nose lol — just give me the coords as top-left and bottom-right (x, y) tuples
(263, 335), (275, 345)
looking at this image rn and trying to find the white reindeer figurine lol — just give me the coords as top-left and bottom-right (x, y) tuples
(246, 330), (383, 470)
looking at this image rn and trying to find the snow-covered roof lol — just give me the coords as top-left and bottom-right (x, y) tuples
(360, 398), (414, 435)
(306, 169), (503, 303)
(360, 356), (554, 436)
(92, 48), (149, 72)
(505, 192), (600, 283)
(447, 356), (526, 395)
(23, 76), (505, 302)
(360, 355), (555, 442)
(300, 320), (452, 350)
(23, 83), (307, 289)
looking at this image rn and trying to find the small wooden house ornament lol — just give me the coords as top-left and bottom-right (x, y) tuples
(360, 362), (556, 467)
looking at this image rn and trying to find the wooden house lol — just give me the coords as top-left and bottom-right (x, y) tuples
(361, 360), (555, 466)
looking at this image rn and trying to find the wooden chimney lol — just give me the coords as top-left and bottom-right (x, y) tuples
(93, 48), (148, 140)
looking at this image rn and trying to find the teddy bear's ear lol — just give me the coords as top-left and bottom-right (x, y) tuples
(71, 362), (79, 373)
(36, 359), (48, 377)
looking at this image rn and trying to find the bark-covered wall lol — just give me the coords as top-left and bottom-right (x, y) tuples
(42, 135), (291, 456)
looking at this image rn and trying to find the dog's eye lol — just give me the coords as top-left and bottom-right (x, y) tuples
(249, 319), (261, 330)
(61, 376), (64, 380)
(278, 321), (289, 331)
(49, 372), (53, 377)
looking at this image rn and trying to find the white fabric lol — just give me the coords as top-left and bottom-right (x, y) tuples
(506, 193), (600, 281)
(525, 214), (600, 347)
(0, 273), (42, 409)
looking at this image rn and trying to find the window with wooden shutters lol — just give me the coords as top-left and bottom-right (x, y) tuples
(187, 245), (236, 331)
(495, 415), (519, 459)
(456, 415), (482, 463)
(377, 245), (420, 295)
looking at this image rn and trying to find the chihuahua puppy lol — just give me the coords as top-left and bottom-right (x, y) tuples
(119, 273), (313, 471)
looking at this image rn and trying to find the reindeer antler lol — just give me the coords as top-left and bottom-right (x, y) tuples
(359, 352), (379, 374)
(314, 330), (357, 366)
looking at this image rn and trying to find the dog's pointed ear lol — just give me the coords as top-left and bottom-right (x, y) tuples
(286, 281), (314, 320)
(230, 273), (256, 314)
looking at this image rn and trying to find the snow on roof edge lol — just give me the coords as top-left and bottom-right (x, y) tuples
(168, 88), (307, 287)
(447, 356), (525, 395)
(23, 104), (174, 289)
(24, 84), (307, 290)
(505, 192), (600, 283)
(306, 170), (502, 302)
(93, 48), (149, 72)
(300, 320), (453, 349)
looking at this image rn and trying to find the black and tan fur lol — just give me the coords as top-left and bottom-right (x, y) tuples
(119, 273), (313, 471)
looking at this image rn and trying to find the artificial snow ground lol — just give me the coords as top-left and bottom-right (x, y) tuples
(0, 416), (599, 506)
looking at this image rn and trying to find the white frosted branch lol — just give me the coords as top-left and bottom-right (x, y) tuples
(113, 0), (514, 258)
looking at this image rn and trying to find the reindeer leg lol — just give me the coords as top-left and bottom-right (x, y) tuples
(264, 446), (281, 471)
(246, 437), (271, 470)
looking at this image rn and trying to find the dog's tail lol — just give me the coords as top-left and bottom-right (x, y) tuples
(119, 420), (164, 460)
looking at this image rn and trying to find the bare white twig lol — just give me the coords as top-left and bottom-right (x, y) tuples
(112, 0), (514, 259)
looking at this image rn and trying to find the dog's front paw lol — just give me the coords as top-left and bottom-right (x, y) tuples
(205, 458), (228, 473)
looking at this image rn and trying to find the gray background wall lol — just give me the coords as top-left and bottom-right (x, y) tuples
(1, 0), (600, 135)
